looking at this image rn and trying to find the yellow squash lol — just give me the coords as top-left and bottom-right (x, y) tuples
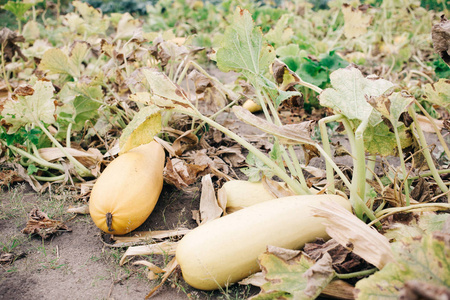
(89, 141), (165, 235)
(176, 194), (351, 290)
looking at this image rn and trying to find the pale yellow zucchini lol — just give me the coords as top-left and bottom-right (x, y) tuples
(176, 194), (351, 290)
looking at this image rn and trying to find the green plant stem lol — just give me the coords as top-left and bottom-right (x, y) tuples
(370, 203), (450, 226)
(66, 123), (72, 148)
(36, 121), (92, 177)
(33, 174), (66, 182)
(414, 100), (450, 160)
(408, 169), (450, 180)
(353, 119), (369, 210)
(2, 142), (64, 172)
(298, 79), (322, 94)
(191, 112), (310, 195)
(318, 114), (343, 194)
(260, 88), (309, 190)
(314, 145), (377, 222)
(409, 107), (449, 200)
(335, 268), (377, 279)
(287, 146), (310, 193)
(392, 121), (410, 206)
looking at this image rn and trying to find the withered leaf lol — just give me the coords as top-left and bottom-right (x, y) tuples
(22, 208), (71, 239)
(432, 15), (450, 67)
(410, 177), (433, 203)
(399, 280), (450, 300)
(163, 157), (207, 189)
(0, 27), (27, 62)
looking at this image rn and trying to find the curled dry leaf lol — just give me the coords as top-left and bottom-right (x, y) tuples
(119, 241), (178, 266)
(199, 174), (223, 224)
(67, 205), (90, 214)
(432, 15), (450, 67)
(107, 228), (191, 247)
(145, 257), (178, 299)
(342, 4), (372, 39)
(0, 169), (24, 186)
(163, 157), (207, 189)
(22, 208), (71, 239)
(311, 201), (395, 269)
(0, 27), (27, 62)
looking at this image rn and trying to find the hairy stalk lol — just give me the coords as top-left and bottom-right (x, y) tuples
(409, 107), (449, 200)
(33, 174), (66, 182)
(392, 123), (410, 205)
(353, 119), (369, 207)
(37, 121), (92, 177)
(318, 114), (343, 194)
(335, 268), (377, 279)
(414, 100), (450, 160)
(370, 203), (450, 226)
(2, 142), (65, 172)
(189, 111), (309, 195)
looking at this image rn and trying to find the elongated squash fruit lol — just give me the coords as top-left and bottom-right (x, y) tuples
(89, 141), (165, 235)
(176, 194), (350, 290)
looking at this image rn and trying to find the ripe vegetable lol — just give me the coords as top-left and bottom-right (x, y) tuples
(242, 99), (262, 113)
(89, 141), (165, 235)
(176, 194), (351, 290)
(221, 180), (277, 212)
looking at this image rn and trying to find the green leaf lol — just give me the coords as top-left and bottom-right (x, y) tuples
(27, 164), (38, 175)
(119, 105), (162, 154)
(423, 79), (450, 110)
(141, 69), (193, 113)
(73, 95), (101, 131)
(39, 42), (90, 78)
(241, 152), (273, 182)
(319, 66), (394, 126)
(2, 1), (33, 20)
(38, 48), (70, 75)
(363, 122), (412, 157)
(355, 233), (450, 299)
(1, 80), (55, 133)
(257, 252), (335, 300)
(68, 42), (90, 76)
(367, 91), (414, 127)
(216, 7), (275, 81)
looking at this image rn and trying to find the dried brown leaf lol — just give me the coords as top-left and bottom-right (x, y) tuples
(0, 169), (24, 186)
(199, 174), (223, 224)
(262, 177), (295, 198)
(0, 28), (27, 62)
(311, 201), (395, 269)
(163, 158), (207, 189)
(432, 15), (450, 66)
(22, 208), (71, 239)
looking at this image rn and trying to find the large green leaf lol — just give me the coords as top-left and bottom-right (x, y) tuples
(216, 7), (275, 81)
(319, 66), (394, 126)
(355, 233), (450, 299)
(2, 80), (55, 133)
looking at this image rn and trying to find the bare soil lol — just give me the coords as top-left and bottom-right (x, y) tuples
(0, 182), (256, 300)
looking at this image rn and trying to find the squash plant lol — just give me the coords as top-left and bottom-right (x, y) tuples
(128, 7), (450, 225)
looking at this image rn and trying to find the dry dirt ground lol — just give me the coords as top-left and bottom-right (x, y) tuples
(0, 181), (257, 300)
